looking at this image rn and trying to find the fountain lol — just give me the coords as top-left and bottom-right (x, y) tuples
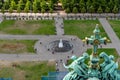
(48, 39), (73, 52)
(63, 24), (120, 80)
(58, 39), (63, 48)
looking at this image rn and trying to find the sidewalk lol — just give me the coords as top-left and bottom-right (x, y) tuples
(98, 18), (120, 55)
(54, 15), (64, 35)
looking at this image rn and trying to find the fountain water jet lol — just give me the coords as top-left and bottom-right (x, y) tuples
(58, 39), (63, 48)
(48, 39), (73, 52)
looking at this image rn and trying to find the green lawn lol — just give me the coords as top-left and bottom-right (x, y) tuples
(109, 20), (120, 39)
(86, 48), (119, 59)
(0, 61), (55, 80)
(0, 40), (36, 54)
(64, 20), (109, 39)
(0, 20), (55, 35)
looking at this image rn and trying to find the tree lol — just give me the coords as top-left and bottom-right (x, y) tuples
(0, 2), (2, 9)
(61, 0), (67, 9)
(65, 7), (71, 13)
(112, 5), (118, 14)
(24, 7), (29, 13)
(49, 8), (53, 13)
(4, 1), (9, 10)
(79, 0), (85, 7)
(1, 0), (4, 4)
(41, 8), (45, 13)
(40, 1), (47, 12)
(1, 6), (5, 13)
(89, 5), (95, 13)
(9, 7), (13, 13)
(19, 0), (24, 10)
(114, 0), (119, 12)
(108, 0), (114, 11)
(86, 0), (91, 12)
(81, 7), (86, 13)
(24, 0), (30, 13)
(17, 4), (21, 13)
(36, 1), (40, 11)
(72, 7), (78, 13)
(10, 0), (16, 10)
(92, 0), (97, 10)
(71, 0), (76, 5)
(51, 0), (57, 4)
(114, 0), (119, 7)
(97, 6), (103, 14)
(71, 0), (78, 8)
(17, 0), (23, 13)
(14, 0), (19, 4)
(48, 1), (54, 10)
(61, 0), (71, 10)
(105, 7), (110, 13)
(100, 0), (107, 11)
(33, 0), (38, 13)
(79, 0), (85, 11)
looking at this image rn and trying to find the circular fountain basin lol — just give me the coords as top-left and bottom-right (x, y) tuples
(48, 40), (73, 52)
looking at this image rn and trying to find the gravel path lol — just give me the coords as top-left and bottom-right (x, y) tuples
(54, 15), (64, 35)
(98, 18), (120, 55)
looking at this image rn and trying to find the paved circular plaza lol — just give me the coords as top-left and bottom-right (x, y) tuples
(34, 35), (86, 57)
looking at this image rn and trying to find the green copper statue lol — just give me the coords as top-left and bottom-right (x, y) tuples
(63, 53), (89, 80)
(63, 24), (120, 80)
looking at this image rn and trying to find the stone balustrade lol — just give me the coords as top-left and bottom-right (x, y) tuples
(0, 13), (120, 20)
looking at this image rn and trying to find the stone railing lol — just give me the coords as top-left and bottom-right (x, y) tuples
(0, 13), (120, 20)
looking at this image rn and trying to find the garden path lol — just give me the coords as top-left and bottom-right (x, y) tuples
(0, 15), (3, 23)
(54, 15), (64, 35)
(98, 18), (120, 55)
